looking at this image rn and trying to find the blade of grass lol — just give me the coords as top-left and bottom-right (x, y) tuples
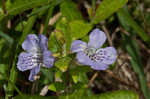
(0, 0), (51, 21)
(117, 6), (150, 46)
(43, 1), (55, 34)
(19, 9), (38, 44)
(0, 31), (14, 45)
(118, 5), (150, 99)
(121, 34), (150, 99)
(28, 4), (51, 17)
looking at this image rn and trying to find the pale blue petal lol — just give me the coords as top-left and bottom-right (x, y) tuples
(17, 52), (38, 71)
(43, 50), (54, 68)
(71, 40), (87, 53)
(28, 66), (40, 81)
(22, 34), (40, 52)
(38, 34), (48, 51)
(90, 62), (108, 70)
(96, 47), (117, 65)
(76, 51), (93, 66)
(88, 28), (106, 48)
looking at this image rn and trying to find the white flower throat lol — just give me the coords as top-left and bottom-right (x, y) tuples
(30, 46), (43, 67)
(84, 47), (106, 62)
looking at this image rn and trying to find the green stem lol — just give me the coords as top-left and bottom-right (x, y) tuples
(43, 2), (55, 34)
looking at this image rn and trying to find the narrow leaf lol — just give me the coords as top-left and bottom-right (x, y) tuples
(117, 6), (150, 45)
(55, 57), (72, 72)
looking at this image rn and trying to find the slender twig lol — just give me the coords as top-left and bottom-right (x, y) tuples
(111, 27), (120, 41)
(2, 0), (7, 14)
(87, 71), (99, 87)
(40, 24), (44, 34)
(120, 27), (130, 36)
(101, 23), (113, 46)
(49, 12), (61, 26)
(7, 20), (11, 29)
(31, 80), (38, 94)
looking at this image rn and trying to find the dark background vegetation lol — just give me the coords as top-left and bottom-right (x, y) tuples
(0, 0), (150, 99)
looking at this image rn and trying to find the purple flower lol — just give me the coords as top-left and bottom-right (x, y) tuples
(17, 34), (54, 81)
(71, 28), (117, 70)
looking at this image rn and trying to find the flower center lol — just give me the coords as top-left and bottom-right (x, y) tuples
(84, 47), (97, 56)
(31, 51), (43, 66)
(84, 48), (106, 62)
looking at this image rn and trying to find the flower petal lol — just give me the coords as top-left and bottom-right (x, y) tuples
(71, 40), (87, 53)
(38, 34), (48, 51)
(43, 50), (54, 68)
(28, 66), (40, 81)
(17, 52), (39, 71)
(96, 47), (117, 65)
(22, 34), (40, 52)
(88, 28), (106, 48)
(90, 62), (108, 70)
(76, 51), (93, 66)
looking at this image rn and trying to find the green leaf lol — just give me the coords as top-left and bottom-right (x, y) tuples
(43, 1), (55, 34)
(69, 20), (92, 40)
(0, 64), (8, 81)
(72, 74), (79, 83)
(15, 21), (27, 32)
(71, 72), (88, 84)
(0, 31), (14, 46)
(60, 0), (82, 21)
(6, 63), (18, 98)
(28, 4), (51, 17)
(92, 0), (128, 24)
(0, 0), (51, 21)
(48, 32), (61, 53)
(70, 66), (90, 83)
(48, 82), (65, 92)
(56, 17), (72, 56)
(40, 68), (54, 84)
(60, 89), (139, 99)
(70, 66), (91, 74)
(117, 6), (150, 46)
(55, 57), (72, 72)
(78, 72), (88, 84)
(7, 0), (50, 15)
(55, 69), (63, 81)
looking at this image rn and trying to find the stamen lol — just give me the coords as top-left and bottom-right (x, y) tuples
(79, 44), (87, 49)
(84, 48), (107, 62)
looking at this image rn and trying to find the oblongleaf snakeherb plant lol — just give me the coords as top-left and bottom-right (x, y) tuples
(17, 34), (54, 81)
(71, 28), (117, 70)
